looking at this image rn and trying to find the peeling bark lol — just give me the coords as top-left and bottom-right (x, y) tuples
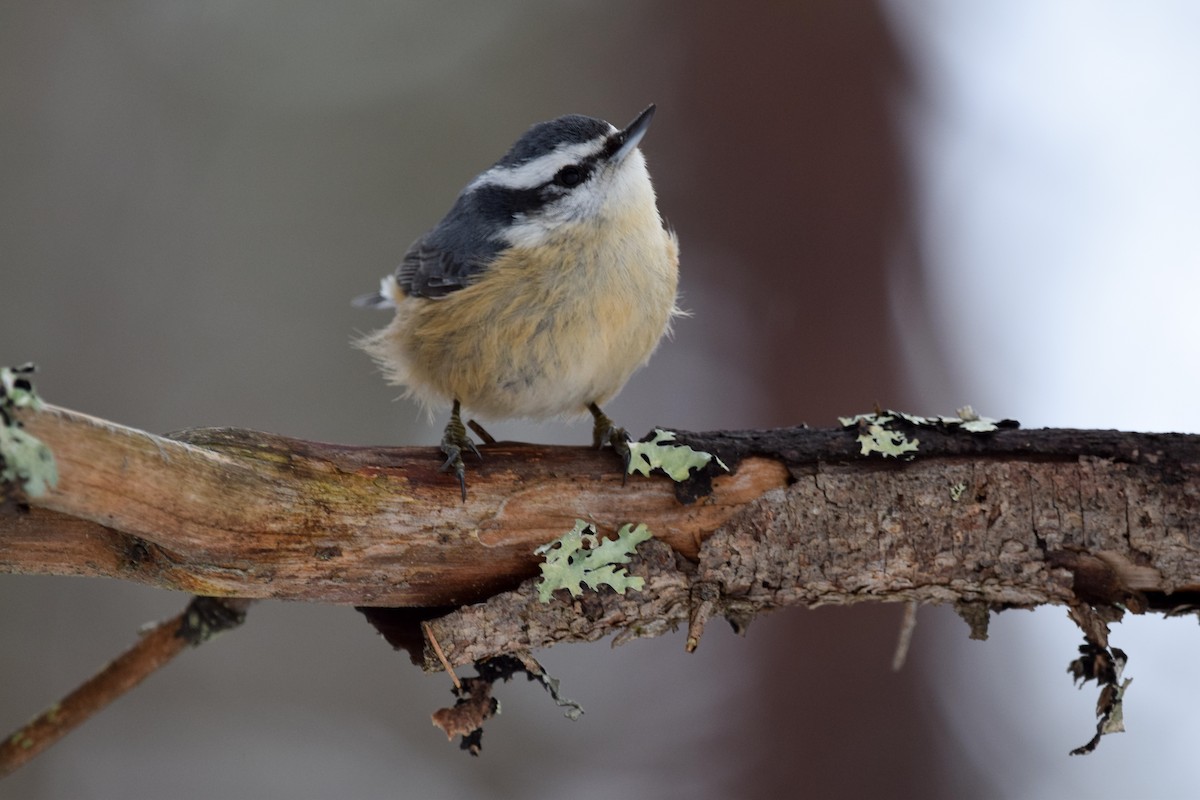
(422, 454), (1200, 667)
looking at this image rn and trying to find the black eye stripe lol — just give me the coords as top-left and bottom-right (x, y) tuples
(467, 151), (604, 219)
(554, 165), (587, 187)
(548, 154), (600, 190)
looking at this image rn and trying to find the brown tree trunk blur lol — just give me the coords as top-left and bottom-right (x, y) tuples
(666, 3), (974, 796)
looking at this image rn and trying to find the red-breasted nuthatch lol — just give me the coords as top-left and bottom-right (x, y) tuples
(355, 105), (679, 498)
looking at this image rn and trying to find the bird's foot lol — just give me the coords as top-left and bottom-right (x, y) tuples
(441, 400), (481, 501)
(588, 402), (631, 477)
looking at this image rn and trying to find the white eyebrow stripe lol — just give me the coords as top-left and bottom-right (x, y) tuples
(468, 138), (608, 191)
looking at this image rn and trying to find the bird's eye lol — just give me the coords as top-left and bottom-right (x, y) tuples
(553, 165), (587, 188)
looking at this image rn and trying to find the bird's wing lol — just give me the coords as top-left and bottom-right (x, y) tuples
(358, 184), (510, 305)
(394, 200), (507, 299)
(394, 238), (485, 299)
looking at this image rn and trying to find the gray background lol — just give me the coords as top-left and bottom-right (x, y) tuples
(4, 2), (1197, 798)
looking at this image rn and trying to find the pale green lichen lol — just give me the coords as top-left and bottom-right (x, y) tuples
(838, 413), (920, 458)
(535, 520), (653, 603)
(627, 428), (729, 481)
(839, 406), (1010, 461)
(856, 421), (920, 458)
(1, 365), (58, 497)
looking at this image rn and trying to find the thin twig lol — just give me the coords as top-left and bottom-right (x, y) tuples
(0, 596), (250, 777)
(422, 621), (461, 690)
(466, 418), (496, 445)
(892, 601), (920, 672)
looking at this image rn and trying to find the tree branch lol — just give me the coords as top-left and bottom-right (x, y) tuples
(1, 404), (786, 605)
(4, 403), (1200, 656)
(5, 402), (1200, 759)
(0, 596), (251, 777)
(421, 444), (1200, 667)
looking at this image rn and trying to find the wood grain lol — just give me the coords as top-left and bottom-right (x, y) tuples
(2, 404), (787, 605)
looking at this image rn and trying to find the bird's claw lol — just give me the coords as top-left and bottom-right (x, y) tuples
(588, 403), (632, 481)
(441, 400), (481, 501)
(439, 446), (468, 502)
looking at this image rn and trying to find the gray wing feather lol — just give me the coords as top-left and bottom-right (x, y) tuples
(358, 181), (513, 304)
(394, 238), (486, 299)
(393, 187), (511, 299)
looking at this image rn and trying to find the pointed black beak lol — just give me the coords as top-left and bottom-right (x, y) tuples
(608, 104), (656, 164)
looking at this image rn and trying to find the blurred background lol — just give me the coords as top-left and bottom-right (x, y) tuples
(3, 1), (1199, 797)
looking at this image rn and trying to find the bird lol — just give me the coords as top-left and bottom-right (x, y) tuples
(354, 104), (679, 499)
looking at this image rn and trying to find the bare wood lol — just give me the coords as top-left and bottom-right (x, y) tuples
(2, 404), (786, 605)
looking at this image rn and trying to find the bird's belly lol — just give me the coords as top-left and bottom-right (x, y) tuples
(419, 296), (665, 419)
(399, 275), (669, 419)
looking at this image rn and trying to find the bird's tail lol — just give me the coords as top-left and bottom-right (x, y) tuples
(351, 275), (402, 309)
